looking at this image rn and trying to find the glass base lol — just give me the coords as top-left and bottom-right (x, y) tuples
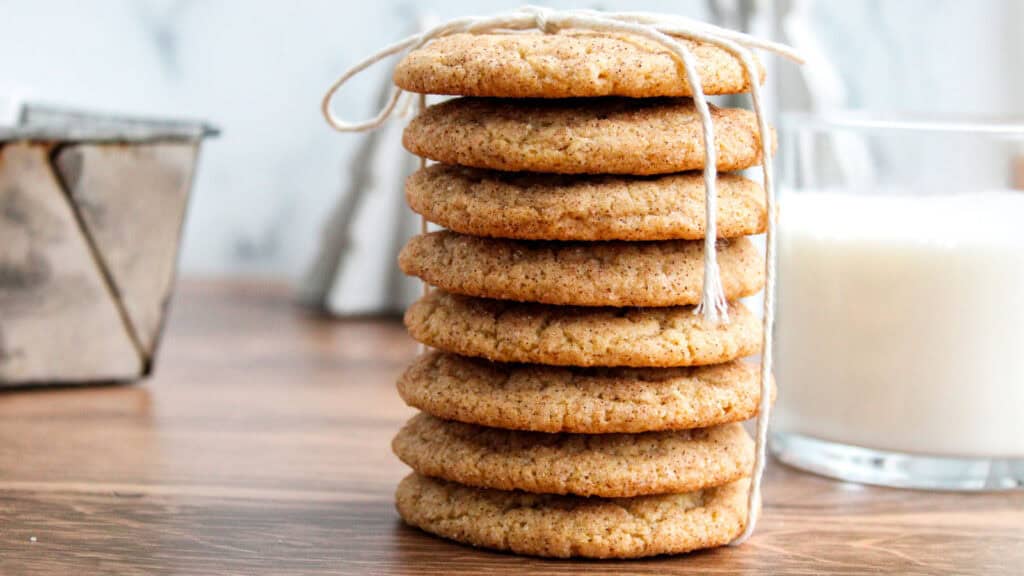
(771, 431), (1024, 491)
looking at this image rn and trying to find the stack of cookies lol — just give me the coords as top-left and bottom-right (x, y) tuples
(389, 31), (773, 559)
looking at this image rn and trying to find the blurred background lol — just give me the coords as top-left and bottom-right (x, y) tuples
(2, 0), (1022, 302)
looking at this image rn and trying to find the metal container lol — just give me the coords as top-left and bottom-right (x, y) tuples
(0, 104), (216, 386)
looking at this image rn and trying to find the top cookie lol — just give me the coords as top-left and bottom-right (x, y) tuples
(394, 32), (764, 98)
(404, 97), (772, 175)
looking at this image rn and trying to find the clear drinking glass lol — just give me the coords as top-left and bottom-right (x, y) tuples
(771, 113), (1024, 490)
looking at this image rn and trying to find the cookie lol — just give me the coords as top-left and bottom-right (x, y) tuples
(403, 97), (772, 175)
(399, 231), (764, 307)
(406, 165), (768, 241)
(394, 32), (764, 99)
(395, 473), (749, 558)
(393, 413), (752, 497)
(404, 291), (761, 367)
(397, 352), (772, 433)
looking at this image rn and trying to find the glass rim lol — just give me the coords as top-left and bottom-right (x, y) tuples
(781, 111), (1024, 137)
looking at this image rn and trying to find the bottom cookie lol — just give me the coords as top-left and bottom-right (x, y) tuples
(395, 473), (749, 559)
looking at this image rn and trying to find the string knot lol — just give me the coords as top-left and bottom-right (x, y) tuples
(523, 6), (559, 34)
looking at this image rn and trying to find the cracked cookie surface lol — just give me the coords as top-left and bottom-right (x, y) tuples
(404, 291), (761, 367)
(399, 230), (764, 307)
(393, 413), (753, 497)
(395, 473), (749, 558)
(397, 352), (771, 433)
(406, 165), (768, 241)
(393, 32), (764, 98)
(403, 97), (772, 175)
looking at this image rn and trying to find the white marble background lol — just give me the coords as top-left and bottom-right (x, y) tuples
(1, 0), (1022, 280)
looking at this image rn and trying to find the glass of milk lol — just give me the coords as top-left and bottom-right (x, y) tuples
(771, 113), (1024, 490)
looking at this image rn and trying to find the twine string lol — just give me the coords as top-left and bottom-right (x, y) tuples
(417, 92), (429, 356)
(321, 5), (802, 546)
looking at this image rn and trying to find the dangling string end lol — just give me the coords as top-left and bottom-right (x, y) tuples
(695, 253), (731, 324)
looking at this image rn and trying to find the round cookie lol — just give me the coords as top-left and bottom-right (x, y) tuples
(395, 473), (749, 559)
(404, 291), (761, 367)
(399, 230), (764, 307)
(393, 413), (753, 497)
(406, 165), (768, 241)
(403, 97), (772, 175)
(394, 32), (764, 99)
(397, 352), (773, 433)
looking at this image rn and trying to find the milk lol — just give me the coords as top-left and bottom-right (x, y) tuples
(774, 191), (1024, 458)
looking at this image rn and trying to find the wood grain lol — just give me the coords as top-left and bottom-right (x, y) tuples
(0, 280), (1021, 575)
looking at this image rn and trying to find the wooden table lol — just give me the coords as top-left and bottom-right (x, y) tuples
(1, 281), (1021, 575)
